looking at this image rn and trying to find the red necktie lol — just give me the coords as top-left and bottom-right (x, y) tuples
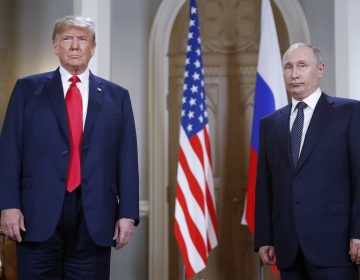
(65, 76), (83, 192)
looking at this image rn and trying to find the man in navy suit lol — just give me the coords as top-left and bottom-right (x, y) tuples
(0, 16), (139, 279)
(254, 43), (360, 279)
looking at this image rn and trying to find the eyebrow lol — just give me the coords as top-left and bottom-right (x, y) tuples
(62, 35), (88, 39)
(284, 60), (307, 65)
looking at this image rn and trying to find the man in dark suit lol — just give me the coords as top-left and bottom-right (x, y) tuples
(0, 15), (139, 279)
(254, 43), (360, 279)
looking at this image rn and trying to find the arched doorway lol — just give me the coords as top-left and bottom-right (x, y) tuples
(148, 0), (310, 279)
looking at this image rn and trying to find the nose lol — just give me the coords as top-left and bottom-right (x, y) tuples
(70, 38), (80, 50)
(290, 67), (300, 80)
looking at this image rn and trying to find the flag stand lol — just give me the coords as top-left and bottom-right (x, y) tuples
(258, 259), (264, 280)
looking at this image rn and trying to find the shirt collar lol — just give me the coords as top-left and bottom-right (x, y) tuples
(291, 88), (322, 112)
(59, 66), (89, 86)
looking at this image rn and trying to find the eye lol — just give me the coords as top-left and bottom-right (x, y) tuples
(63, 36), (72, 42)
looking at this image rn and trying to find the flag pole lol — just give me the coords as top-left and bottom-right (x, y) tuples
(258, 258), (264, 280)
(182, 265), (186, 280)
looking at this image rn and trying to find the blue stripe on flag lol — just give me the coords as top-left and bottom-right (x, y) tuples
(251, 73), (276, 152)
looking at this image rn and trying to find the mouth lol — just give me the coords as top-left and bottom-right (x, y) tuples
(289, 83), (302, 87)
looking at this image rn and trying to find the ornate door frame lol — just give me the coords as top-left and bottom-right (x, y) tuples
(147, 1), (310, 279)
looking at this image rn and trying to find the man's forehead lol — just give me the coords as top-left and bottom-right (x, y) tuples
(59, 27), (90, 36)
(284, 47), (313, 62)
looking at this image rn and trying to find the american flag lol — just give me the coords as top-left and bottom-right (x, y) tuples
(174, 0), (218, 278)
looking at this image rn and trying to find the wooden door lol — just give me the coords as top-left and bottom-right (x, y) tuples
(0, 0), (17, 125)
(168, 0), (289, 279)
(0, 3), (18, 278)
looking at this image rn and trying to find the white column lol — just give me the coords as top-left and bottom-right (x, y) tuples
(74, 0), (111, 79)
(335, 0), (360, 100)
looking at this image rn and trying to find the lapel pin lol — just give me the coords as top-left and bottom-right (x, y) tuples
(97, 87), (102, 93)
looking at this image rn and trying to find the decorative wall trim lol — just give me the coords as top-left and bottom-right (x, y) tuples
(140, 200), (149, 217)
(273, 0), (310, 44)
(74, 0), (111, 79)
(148, 1), (186, 279)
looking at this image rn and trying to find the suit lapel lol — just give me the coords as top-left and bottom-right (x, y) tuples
(83, 72), (104, 143)
(276, 105), (293, 173)
(296, 93), (333, 171)
(45, 69), (69, 139)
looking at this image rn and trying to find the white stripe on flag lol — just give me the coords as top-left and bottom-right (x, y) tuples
(177, 163), (207, 241)
(257, 0), (287, 110)
(180, 127), (206, 194)
(175, 200), (206, 272)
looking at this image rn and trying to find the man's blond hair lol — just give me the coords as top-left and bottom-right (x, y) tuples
(52, 15), (96, 46)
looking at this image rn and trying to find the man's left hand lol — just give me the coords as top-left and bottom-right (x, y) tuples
(349, 238), (360, 264)
(113, 218), (135, 250)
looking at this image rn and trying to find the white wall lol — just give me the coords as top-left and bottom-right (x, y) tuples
(109, 1), (162, 279)
(335, 0), (360, 100)
(110, 0), (162, 201)
(15, 0), (73, 77)
(298, 0), (335, 96)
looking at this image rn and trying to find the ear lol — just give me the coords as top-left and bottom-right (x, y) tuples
(53, 41), (59, 55)
(91, 45), (96, 57)
(318, 63), (325, 78)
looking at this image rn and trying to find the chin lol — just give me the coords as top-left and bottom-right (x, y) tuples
(290, 92), (304, 100)
(69, 63), (82, 69)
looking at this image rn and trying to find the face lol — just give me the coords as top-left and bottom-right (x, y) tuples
(283, 46), (324, 100)
(53, 27), (95, 75)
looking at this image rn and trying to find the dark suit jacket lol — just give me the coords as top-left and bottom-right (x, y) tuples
(254, 93), (360, 269)
(0, 69), (139, 246)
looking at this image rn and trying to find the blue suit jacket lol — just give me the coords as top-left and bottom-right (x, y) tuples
(254, 93), (360, 268)
(0, 69), (139, 246)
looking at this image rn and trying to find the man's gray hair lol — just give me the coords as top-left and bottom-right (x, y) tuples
(283, 42), (323, 65)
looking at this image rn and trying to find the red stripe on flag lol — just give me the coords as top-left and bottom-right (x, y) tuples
(203, 126), (213, 167)
(192, 131), (218, 242)
(203, 126), (218, 241)
(189, 135), (204, 168)
(176, 183), (208, 263)
(179, 148), (205, 213)
(271, 264), (279, 278)
(174, 220), (196, 278)
(245, 146), (258, 234)
(206, 185), (218, 240)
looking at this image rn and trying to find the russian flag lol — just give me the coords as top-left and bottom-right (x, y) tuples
(241, 0), (288, 233)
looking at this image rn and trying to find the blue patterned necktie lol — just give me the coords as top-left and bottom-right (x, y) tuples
(291, 102), (307, 167)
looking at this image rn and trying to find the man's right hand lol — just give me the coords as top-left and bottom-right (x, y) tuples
(0, 208), (26, 242)
(258, 245), (276, 265)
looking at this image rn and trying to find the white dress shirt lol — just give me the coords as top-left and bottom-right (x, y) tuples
(60, 66), (89, 129)
(289, 88), (322, 155)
